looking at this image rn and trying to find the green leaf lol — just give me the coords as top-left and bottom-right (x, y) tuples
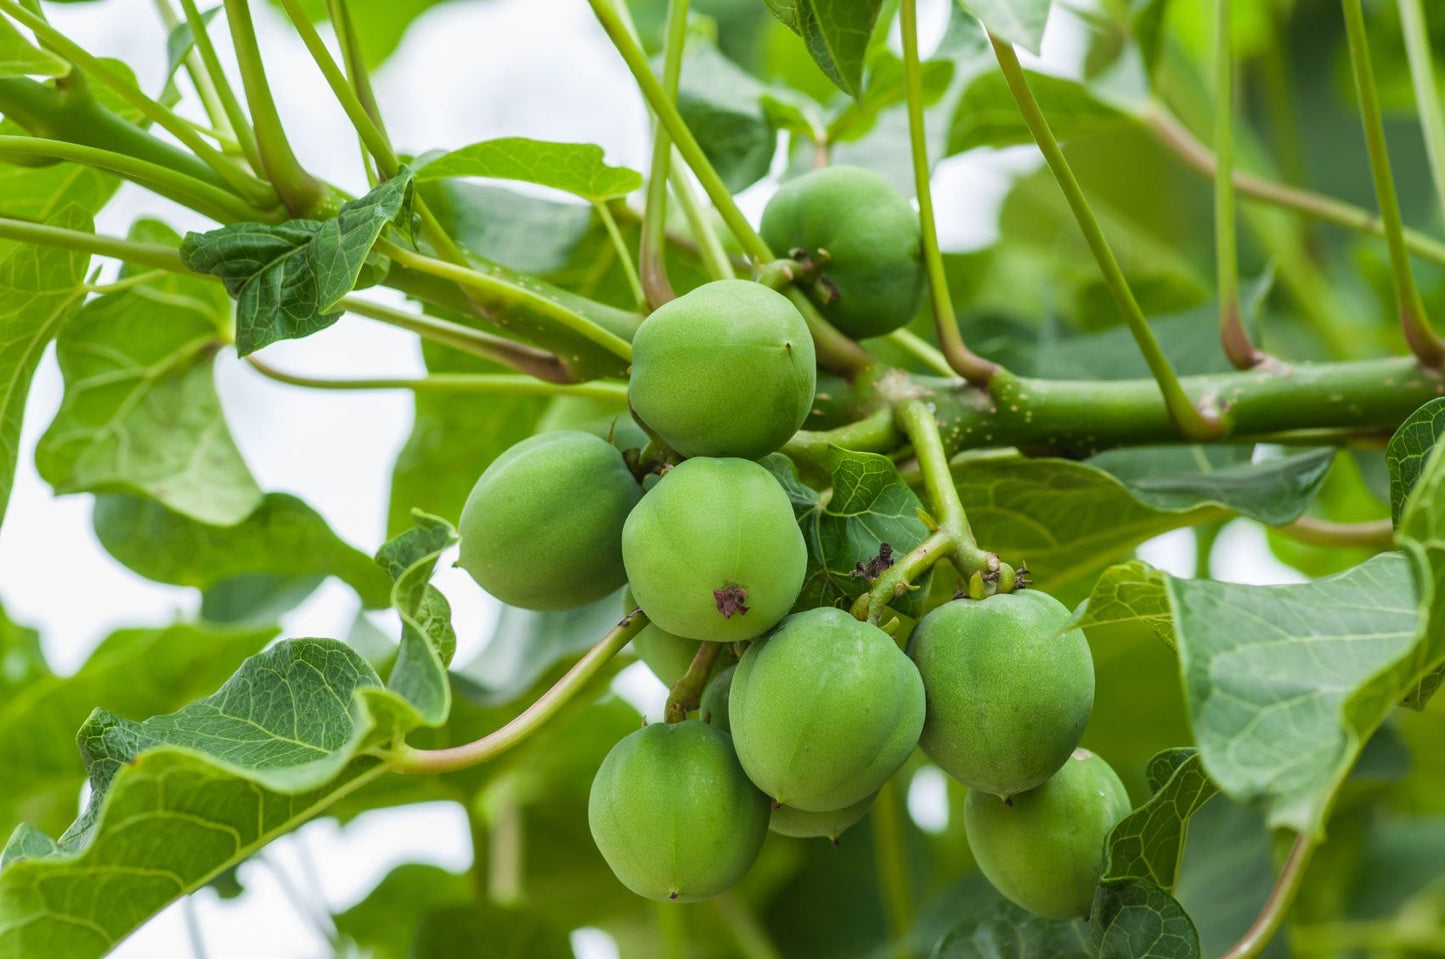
(933, 897), (1093, 957)
(1070, 560), (1174, 649)
(415, 179), (595, 276)
(35, 219), (262, 525)
(763, 0), (885, 98)
(762, 449), (934, 618)
(0, 17), (68, 77)
(829, 49), (955, 142)
(163, 6), (219, 81)
(1168, 551), (1430, 837)
(375, 511), (457, 726)
(947, 68), (1130, 154)
(1387, 397), (1445, 526)
(956, 0), (1052, 55)
(1100, 749), (1219, 892)
(410, 903), (573, 959)
(416, 137), (641, 201)
(333, 863), (473, 959)
(677, 31), (779, 193)
(0, 621), (274, 846)
(0, 204), (92, 531)
(1398, 437), (1445, 710)
(180, 171), (414, 355)
(0, 602), (46, 696)
(91, 492), (392, 609)
(0, 631), (450, 959)
(1091, 877), (1200, 959)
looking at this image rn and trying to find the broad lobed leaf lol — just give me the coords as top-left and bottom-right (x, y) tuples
(0, 17), (68, 77)
(957, 0), (1053, 54)
(416, 137), (641, 201)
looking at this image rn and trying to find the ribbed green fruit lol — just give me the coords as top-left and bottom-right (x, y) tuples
(622, 457), (806, 642)
(964, 749), (1130, 919)
(759, 165), (924, 339)
(457, 431), (641, 610)
(909, 590), (1094, 797)
(628, 279), (816, 459)
(769, 792), (876, 842)
(588, 721), (770, 902)
(729, 607), (924, 811)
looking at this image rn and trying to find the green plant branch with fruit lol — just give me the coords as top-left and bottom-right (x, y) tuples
(0, 0), (1444, 958)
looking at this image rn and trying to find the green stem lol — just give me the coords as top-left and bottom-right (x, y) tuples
(246, 356), (628, 398)
(901, 0), (999, 386)
(1341, 0), (1445, 367)
(886, 329), (956, 377)
(0, 135), (259, 221)
(1399, 0), (1445, 224)
(896, 398), (989, 572)
(1214, 0), (1262, 369)
(0, 216), (188, 270)
(338, 295), (574, 382)
(670, 159), (736, 280)
(663, 640), (721, 723)
(85, 268), (170, 294)
(1219, 834), (1316, 959)
(1259, 7), (1308, 188)
(222, 0), (326, 215)
(376, 240), (634, 363)
(153, 0), (233, 143)
(783, 405), (901, 474)
(0, 0), (274, 206)
(594, 199), (647, 311)
(853, 528), (952, 624)
(327, 0), (390, 150)
(178, 0), (263, 172)
(389, 611), (646, 774)
(1148, 108), (1445, 268)
(640, 0), (689, 307)
(713, 892), (784, 959)
(1274, 516), (1395, 549)
(870, 778), (912, 956)
(991, 35), (1222, 439)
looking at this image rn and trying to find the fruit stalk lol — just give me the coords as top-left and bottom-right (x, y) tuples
(663, 641), (721, 723)
(388, 610), (648, 773)
(1219, 834), (1317, 959)
(896, 398), (991, 575)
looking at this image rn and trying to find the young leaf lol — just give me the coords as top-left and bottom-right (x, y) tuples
(0, 17), (68, 77)
(91, 492), (393, 609)
(1090, 877), (1200, 959)
(1100, 749), (1219, 892)
(1386, 397), (1445, 526)
(375, 511), (457, 726)
(762, 449), (934, 617)
(763, 0), (886, 99)
(180, 171), (414, 354)
(35, 219), (263, 525)
(415, 137), (641, 201)
(1397, 437), (1445, 709)
(947, 68), (1132, 155)
(0, 621), (274, 842)
(163, 5), (220, 81)
(1070, 560), (1174, 649)
(957, 0), (1053, 55)
(0, 204), (92, 531)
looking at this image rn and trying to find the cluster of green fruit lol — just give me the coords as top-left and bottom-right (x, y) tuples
(452, 166), (1130, 919)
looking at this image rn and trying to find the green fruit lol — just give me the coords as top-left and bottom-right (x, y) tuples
(458, 431), (641, 611)
(622, 457), (806, 641)
(536, 394), (648, 451)
(759, 166), (924, 339)
(964, 749), (1130, 919)
(769, 792), (875, 842)
(700, 664), (736, 731)
(624, 587), (703, 687)
(729, 607), (925, 810)
(588, 721), (770, 902)
(628, 279), (816, 459)
(909, 590), (1094, 798)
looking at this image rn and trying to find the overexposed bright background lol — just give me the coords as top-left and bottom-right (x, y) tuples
(0, 1), (1306, 955)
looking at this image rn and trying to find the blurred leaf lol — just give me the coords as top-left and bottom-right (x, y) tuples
(1398, 437), (1445, 710)
(763, 0), (886, 98)
(416, 179), (595, 275)
(762, 449), (933, 618)
(0, 621), (274, 845)
(829, 48), (954, 142)
(957, 0), (1052, 54)
(0, 204), (91, 531)
(36, 220), (262, 525)
(416, 138), (642, 201)
(411, 903), (573, 958)
(181, 171), (414, 354)
(947, 68), (1131, 154)
(0, 17), (68, 76)
(1387, 397), (1445, 526)
(0, 603), (46, 696)
(333, 863), (472, 959)
(266, 0), (443, 69)
(92, 492), (392, 609)
(677, 31), (778, 192)
(163, 6), (219, 81)
(1171, 797), (1283, 958)
(199, 573), (326, 625)
(933, 897), (1092, 957)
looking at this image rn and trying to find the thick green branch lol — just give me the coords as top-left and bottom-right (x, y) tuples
(389, 611), (646, 774)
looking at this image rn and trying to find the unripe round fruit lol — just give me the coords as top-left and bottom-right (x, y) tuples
(622, 457), (806, 642)
(964, 749), (1130, 919)
(729, 607), (925, 811)
(458, 431), (641, 611)
(700, 665), (735, 731)
(769, 792), (876, 842)
(623, 587), (703, 688)
(909, 590), (1094, 797)
(588, 721), (770, 902)
(628, 279), (816, 459)
(759, 166), (924, 340)
(536, 394), (648, 451)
